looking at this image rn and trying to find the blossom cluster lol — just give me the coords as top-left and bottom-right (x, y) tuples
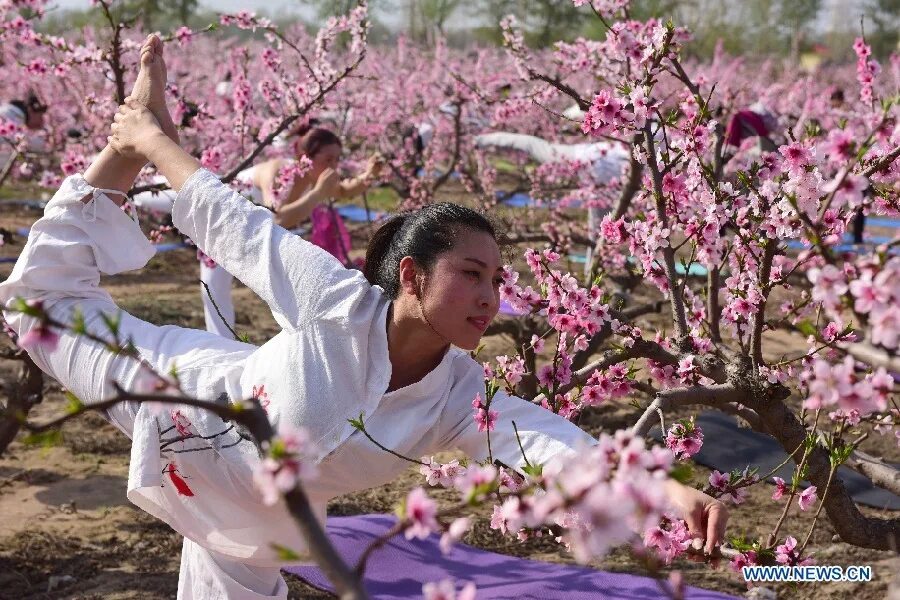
(253, 425), (319, 506)
(664, 417), (704, 460)
(414, 430), (677, 565)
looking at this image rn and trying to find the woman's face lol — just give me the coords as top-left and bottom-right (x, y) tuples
(417, 229), (503, 351)
(310, 143), (341, 178)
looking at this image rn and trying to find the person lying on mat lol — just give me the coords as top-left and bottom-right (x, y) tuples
(474, 131), (630, 185)
(0, 35), (729, 600)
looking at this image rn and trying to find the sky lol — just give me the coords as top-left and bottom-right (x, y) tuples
(48, 0), (406, 26)
(47, 0), (874, 34)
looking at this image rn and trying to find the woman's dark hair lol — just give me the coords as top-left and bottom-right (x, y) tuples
(293, 123), (341, 158)
(11, 93), (47, 119)
(180, 100), (200, 128)
(364, 202), (500, 299)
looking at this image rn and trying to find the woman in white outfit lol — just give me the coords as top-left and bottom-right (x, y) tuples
(0, 36), (728, 599)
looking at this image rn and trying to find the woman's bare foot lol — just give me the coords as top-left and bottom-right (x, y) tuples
(130, 34), (178, 143)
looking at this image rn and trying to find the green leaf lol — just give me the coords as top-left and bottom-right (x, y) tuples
(13, 297), (41, 317)
(795, 320), (817, 338)
(727, 534), (756, 552)
(270, 543), (302, 561)
(829, 439), (853, 468)
(486, 380), (499, 402)
(64, 392), (84, 415)
(22, 429), (63, 448)
(347, 412), (365, 431)
(669, 462), (694, 484)
(71, 309), (86, 335)
(100, 311), (121, 336)
(238, 333), (251, 343)
(522, 463), (543, 478)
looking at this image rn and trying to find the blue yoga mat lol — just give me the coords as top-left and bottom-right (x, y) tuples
(867, 217), (900, 229)
(496, 192), (588, 210)
(495, 191), (534, 207)
(335, 205), (386, 222)
(0, 199), (45, 210)
(415, 168), (461, 179)
(1, 231), (191, 265)
(153, 241), (192, 253)
(650, 411), (900, 511)
(786, 239), (900, 254)
(285, 514), (738, 599)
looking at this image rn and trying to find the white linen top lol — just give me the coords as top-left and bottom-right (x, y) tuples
(3, 168), (596, 566)
(166, 168), (595, 563)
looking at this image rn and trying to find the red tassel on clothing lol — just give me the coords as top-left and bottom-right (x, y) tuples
(166, 462), (195, 497)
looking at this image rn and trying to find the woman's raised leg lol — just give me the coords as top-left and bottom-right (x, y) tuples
(178, 538), (288, 600)
(200, 262), (237, 339)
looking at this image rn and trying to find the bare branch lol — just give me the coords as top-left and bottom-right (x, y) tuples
(632, 384), (747, 436)
(750, 241), (777, 366)
(842, 342), (900, 372)
(643, 122), (689, 342)
(845, 449), (900, 498)
(863, 144), (900, 177)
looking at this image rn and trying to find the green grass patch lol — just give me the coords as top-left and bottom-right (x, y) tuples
(0, 183), (48, 201)
(490, 157), (528, 174)
(358, 186), (400, 212)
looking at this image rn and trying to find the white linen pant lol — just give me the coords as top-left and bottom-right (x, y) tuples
(131, 184), (238, 340)
(200, 262), (237, 339)
(179, 538), (287, 600)
(0, 184), (287, 599)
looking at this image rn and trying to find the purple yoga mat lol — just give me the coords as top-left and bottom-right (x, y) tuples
(499, 299), (526, 316)
(285, 514), (739, 599)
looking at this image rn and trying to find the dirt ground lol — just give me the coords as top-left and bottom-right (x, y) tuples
(0, 195), (898, 600)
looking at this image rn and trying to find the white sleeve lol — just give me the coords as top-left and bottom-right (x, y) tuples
(441, 370), (596, 471)
(172, 168), (370, 329)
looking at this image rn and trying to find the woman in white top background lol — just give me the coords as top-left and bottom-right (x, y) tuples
(0, 35), (728, 599)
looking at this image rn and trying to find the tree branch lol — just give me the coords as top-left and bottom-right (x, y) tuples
(845, 449), (900, 498)
(756, 395), (900, 551)
(863, 144), (900, 177)
(632, 384), (747, 437)
(643, 122), (689, 342)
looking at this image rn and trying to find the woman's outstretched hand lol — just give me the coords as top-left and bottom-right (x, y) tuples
(314, 168), (341, 197)
(365, 153), (385, 178)
(665, 479), (729, 556)
(109, 98), (165, 159)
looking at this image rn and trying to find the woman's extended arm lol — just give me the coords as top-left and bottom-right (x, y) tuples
(445, 389), (595, 472)
(334, 154), (382, 200)
(273, 182), (329, 229)
(442, 383), (727, 553)
(334, 173), (372, 199)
